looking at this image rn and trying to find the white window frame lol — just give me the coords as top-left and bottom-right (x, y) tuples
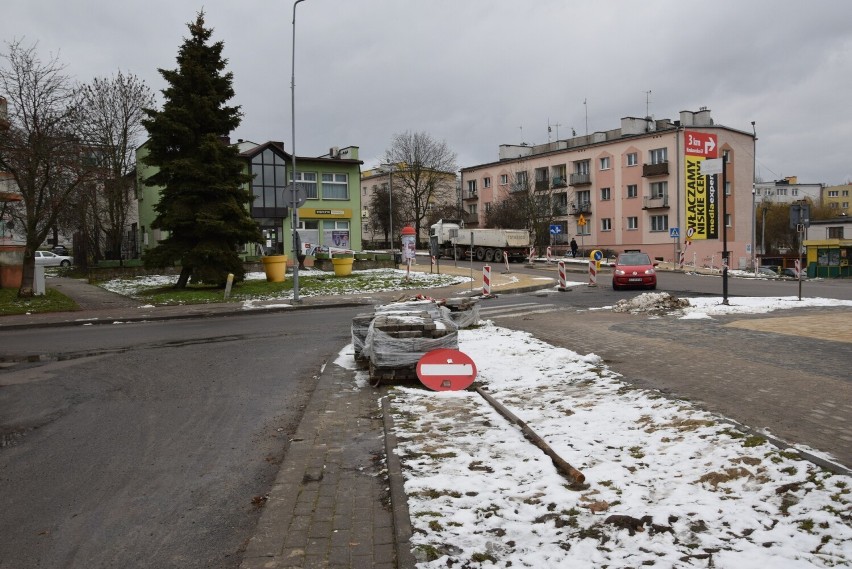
(600, 187), (611, 201)
(599, 156), (610, 170)
(483, 177), (491, 189)
(601, 218), (612, 231)
(650, 215), (669, 232)
(626, 152), (638, 166)
(627, 184), (638, 198)
(649, 147), (668, 165)
(292, 171), (318, 199)
(321, 173), (349, 200)
(627, 216), (638, 230)
(499, 174), (508, 185)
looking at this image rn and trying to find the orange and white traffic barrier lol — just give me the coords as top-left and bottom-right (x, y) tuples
(546, 246), (552, 264)
(588, 260), (597, 287)
(558, 261), (567, 289)
(528, 247), (536, 264)
(678, 239), (691, 269)
(482, 264), (492, 296)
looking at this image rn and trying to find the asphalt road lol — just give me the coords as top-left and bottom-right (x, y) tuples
(0, 308), (361, 569)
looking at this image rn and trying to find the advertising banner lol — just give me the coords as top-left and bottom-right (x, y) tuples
(684, 131), (718, 240)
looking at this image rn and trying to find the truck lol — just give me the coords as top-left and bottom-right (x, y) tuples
(430, 219), (531, 263)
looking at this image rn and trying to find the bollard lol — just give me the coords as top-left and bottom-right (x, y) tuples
(546, 246), (552, 264)
(224, 273), (234, 299)
(502, 250), (511, 273)
(558, 261), (568, 290)
(482, 264), (492, 296)
(588, 260), (597, 287)
(528, 247), (536, 264)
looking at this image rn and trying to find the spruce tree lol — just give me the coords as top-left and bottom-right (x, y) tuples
(141, 11), (260, 288)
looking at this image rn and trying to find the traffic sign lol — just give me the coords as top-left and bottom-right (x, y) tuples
(577, 214), (586, 226)
(549, 224), (562, 234)
(416, 348), (477, 391)
(591, 249), (603, 261)
(669, 227), (680, 238)
(282, 184), (307, 208)
(700, 158), (723, 176)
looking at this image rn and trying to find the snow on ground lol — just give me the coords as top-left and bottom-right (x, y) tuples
(335, 296), (852, 568)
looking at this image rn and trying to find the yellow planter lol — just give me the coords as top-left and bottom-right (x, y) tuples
(261, 255), (288, 282)
(332, 257), (354, 277)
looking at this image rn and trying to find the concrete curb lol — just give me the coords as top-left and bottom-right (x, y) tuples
(382, 396), (417, 569)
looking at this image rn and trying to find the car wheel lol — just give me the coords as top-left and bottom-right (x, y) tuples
(647, 283), (656, 290)
(612, 280), (620, 291)
(60, 260), (71, 267)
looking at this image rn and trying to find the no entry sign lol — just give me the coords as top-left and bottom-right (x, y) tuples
(416, 348), (477, 391)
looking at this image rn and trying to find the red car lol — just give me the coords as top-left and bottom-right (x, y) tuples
(611, 252), (658, 290)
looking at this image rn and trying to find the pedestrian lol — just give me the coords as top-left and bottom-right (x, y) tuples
(570, 238), (578, 258)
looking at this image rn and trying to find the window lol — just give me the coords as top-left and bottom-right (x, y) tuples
(627, 184), (638, 198)
(725, 213), (732, 227)
(554, 192), (568, 214)
(500, 174), (508, 185)
(777, 188), (787, 196)
(627, 216), (638, 230)
(600, 187), (611, 201)
(843, 190), (849, 196)
(792, 189), (799, 196)
(650, 181), (667, 198)
(576, 190), (591, 206)
(321, 173), (348, 199)
(830, 203), (838, 209)
(484, 202), (492, 213)
(535, 167), (548, 182)
(828, 190), (839, 197)
(843, 202), (850, 209)
(467, 180), (477, 193)
(626, 152), (638, 166)
(599, 156), (610, 170)
(576, 223), (590, 236)
(649, 147), (667, 165)
(468, 204), (477, 216)
(484, 177), (491, 188)
(551, 165), (567, 186)
(251, 148), (289, 216)
(723, 149), (731, 163)
(828, 227), (844, 239)
(650, 215), (669, 232)
(574, 160), (590, 175)
(293, 171), (318, 198)
(516, 171), (528, 186)
(601, 218), (612, 231)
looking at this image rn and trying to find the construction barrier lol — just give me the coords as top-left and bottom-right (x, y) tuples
(528, 247), (536, 264)
(558, 261), (567, 289)
(482, 264), (492, 296)
(546, 246), (552, 264)
(588, 260), (597, 287)
(678, 239), (691, 269)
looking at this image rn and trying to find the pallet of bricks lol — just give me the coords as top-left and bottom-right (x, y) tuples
(351, 298), (479, 387)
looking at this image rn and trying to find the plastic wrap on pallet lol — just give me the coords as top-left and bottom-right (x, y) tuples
(362, 312), (458, 369)
(448, 303), (480, 329)
(375, 299), (452, 321)
(351, 313), (375, 360)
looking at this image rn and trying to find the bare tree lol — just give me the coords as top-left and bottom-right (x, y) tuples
(384, 131), (457, 246)
(76, 71), (153, 263)
(367, 186), (403, 248)
(0, 40), (94, 296)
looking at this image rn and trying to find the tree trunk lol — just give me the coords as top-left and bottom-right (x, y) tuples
(176, 266), (192, 288)
(17, 246), (36, 298)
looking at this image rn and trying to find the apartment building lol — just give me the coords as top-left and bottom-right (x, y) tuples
(822, 183), (851, 216)
(460, 109), (756, 268)
(755, 176), (823, 206)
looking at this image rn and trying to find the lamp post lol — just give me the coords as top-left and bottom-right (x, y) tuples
(380, 163), (395, 249)
(290, 0), (307, 302)
(751, 121), (757, 273)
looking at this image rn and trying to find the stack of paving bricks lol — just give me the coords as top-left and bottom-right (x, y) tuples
(442, 297), (480, 329)
(355, 301), (459, 385)
(351, 312), (374, 364)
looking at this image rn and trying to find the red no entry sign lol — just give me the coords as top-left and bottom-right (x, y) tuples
(416, 348), (477, 391)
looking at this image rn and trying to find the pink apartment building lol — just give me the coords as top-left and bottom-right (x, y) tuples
(460, 109), (757, 269)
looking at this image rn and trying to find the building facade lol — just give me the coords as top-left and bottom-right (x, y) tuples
(754, 177), (823, 206)
(460, 109), (757, 268)
(137, 140), (363, 262)
(822, 183), (851, 216)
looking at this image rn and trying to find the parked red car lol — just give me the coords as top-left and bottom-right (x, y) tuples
(611, 252), (658, 290)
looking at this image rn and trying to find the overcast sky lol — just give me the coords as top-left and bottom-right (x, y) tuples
(4, 1), (851, 185)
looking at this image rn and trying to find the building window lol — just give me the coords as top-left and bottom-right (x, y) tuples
(599, 156), (610, 170)
(827, 227), (844, 238)
(725, 213), (732, 227)
(830, 203), (838, 209)
(843, 190), (849, 196)
(576, 190), (591, 206)
(500, 174), (508, 185)
(792, 189), (799, 196)
(650, 215), (668, 232)
(723, 149), (731, 163)
(468, 204), (477, 216)
(467, 180), (477, 193)
(626, 152), (638, 166)
(649, 147), (667, 165)
(535, 167), (548, 182)
(293, 171), (318, 198)
(321, 173), (348, 199)
(601, 218), (612, 231)
(627, 184), (638, 198)
(577, 223), (590, 236)
(843, 202), (850, 209)
(777, 188), (787, 196)
(251, 148), (289, 215)
(484, 202), (492, 213)
(828, 190), (839, 197)
(574, 160), (590, 175)
(554, 192), (568, 213)
(551, 164), (567, 186)
(484, 177), (491, 188)
(627, 216), (638, 230)
(516, 171), (528, 187)
(650, 181), (667, 198)
(600, 187), (611, 201)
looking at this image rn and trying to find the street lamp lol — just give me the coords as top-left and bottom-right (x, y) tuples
(751, 121), (757, 273)
(380, 163), (395, 249)
(290, 0), (307, 302)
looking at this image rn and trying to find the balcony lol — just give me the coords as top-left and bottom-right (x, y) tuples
(643, 162), (669, 177)
(570, 202), (592, 215)
(569, 172), (591, 186)
(463, 191), (478, 201)
(643, 194), (670, 209)
(551, 176), (567, 188)
(535, 179), (550, 191)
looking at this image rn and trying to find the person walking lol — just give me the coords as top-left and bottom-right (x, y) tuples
(570, 238), (578, 258)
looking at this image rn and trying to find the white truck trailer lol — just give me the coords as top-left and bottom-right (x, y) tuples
(430, 219), (531, 262)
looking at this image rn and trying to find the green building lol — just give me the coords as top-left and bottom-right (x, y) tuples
(136, 139), (363, 264)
